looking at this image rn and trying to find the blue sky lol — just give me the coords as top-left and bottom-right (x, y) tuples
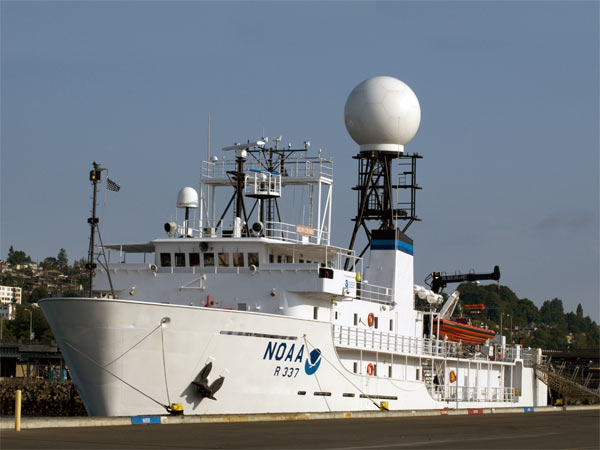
(1, 1), (598, 319)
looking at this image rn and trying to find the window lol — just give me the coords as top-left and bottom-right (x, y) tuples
(313, 307), (318, 320)
(353, 313), (358, 326)
(189, 253), (200, 267)
(388, 366), (392, 378)
(233, 252), (244, 267)
(218, 253), (230, 267)
(389, 319), (394, 332)
(334, 311), (338, 320)
(203, 253), (215, 267)
(237, 303), (247, 311)
(277, 255), (283, 263)
(248, 252), (259, 267)
(269, 254), (274, 263)
(375, 317), (379, 329)
(175, 253), (185, 267)
(160, 253), (171, 267)
(353, 362), (357, 373)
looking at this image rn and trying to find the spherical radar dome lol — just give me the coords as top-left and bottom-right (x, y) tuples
(344, 76), (421, 152)
(177, 187), (199, 209)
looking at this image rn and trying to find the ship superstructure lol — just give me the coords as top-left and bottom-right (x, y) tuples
(40, 76), (547, 416)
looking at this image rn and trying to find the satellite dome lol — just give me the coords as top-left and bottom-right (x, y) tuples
(177, 187), (198, 209)
(344, 76), (421, 152)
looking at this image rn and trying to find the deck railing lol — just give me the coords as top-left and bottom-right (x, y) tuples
(333, 325), (518, 363)
(333, 325), (463, 358)
(356, 283), (393, 305)
(201, 156), (333, 181)
(431, 385), (517, 403)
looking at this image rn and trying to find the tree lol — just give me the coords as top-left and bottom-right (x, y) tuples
(4, 305), (53, 341)
(540, 298), (567, 332)
(576, 303), (583, 319)
(28, 286), (49, 304)
(6, 246), (32, 265)
(41, 257), (58, 270)
(57, 248), (68, 270)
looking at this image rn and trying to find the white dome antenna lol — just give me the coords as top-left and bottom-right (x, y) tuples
(344, 76), (421, 153)
(344, 76), (423, 261)
(176, 187), (198, 238)
(177, 187), (199, 209)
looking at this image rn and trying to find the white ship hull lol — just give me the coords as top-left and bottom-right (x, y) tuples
(41, 297), (546, 417)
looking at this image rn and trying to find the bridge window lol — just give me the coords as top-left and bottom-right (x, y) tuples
(203, 253), (215, 267)
(248, 252), (259, 267)
(175, 253), (185, 267)
(189, 253), (200, 267)
(218, 253), (230, 267)
(160, 253), (171, 267)
(233, 252), (244, 267)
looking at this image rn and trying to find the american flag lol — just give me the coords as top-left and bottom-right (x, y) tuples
(106, 177), (121, 192)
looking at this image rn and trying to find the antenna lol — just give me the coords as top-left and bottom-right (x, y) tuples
(343, 76), (423, 268)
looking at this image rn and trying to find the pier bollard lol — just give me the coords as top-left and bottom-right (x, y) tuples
(15, 389), (22, 431)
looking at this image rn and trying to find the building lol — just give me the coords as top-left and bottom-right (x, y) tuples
(0, 303), (17, 320)
(0, 285), (22, 304)
(0, 285), (22, 320)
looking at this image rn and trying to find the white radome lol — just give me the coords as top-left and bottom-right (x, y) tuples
(344, 76), (421, 152)
(176, 187), (199, 209)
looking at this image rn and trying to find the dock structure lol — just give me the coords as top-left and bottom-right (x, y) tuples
(0, 340), (67, 380)
(536, 349), (600, 404)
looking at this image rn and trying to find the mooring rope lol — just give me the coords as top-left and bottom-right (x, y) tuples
(303, 335), (382, 410)
(103, 324), (162, 368)
(63, 339), (170, 411)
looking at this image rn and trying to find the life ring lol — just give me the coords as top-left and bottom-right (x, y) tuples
(367, 313), (375, 328)
(449, 370), (457, 383)
(366, 363), (375, 376)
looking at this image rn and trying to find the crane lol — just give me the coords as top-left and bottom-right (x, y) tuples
(425, 265), (501, 294)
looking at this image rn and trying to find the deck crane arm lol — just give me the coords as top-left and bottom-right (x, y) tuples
(426, 265), (501, 294)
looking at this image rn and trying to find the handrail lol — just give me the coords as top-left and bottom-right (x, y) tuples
(357, 283), (393, 305)
(201, 156), (333, 181)
(332, 325), (463, 358)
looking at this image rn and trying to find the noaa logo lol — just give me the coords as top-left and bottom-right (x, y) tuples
(304, 349), (322, 375)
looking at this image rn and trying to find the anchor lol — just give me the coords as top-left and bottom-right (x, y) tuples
(191, 362), (225, 400)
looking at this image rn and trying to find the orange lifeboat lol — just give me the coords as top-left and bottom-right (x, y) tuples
(433, 319), (496, 345)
